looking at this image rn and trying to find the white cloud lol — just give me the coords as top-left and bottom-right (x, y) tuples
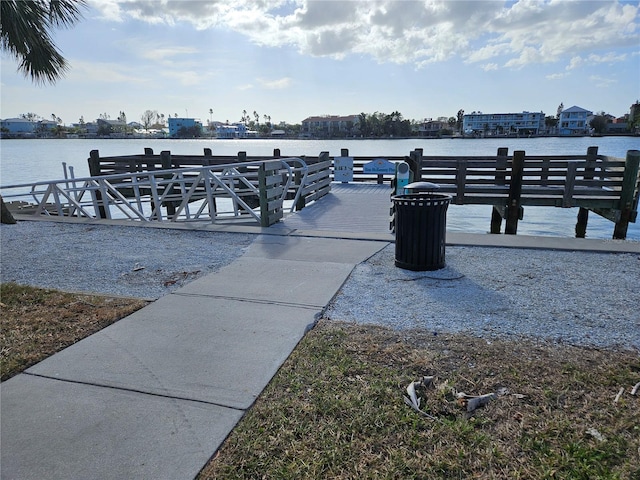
(91, 0), (640, 70)
(140, 46), (199, 62)
(567, 52), (627, 70)
(65, 59), (149, 84)
(258, 77), (292, 89)
(546, 72), (569, 80)
(481, 63), (499, 71)
(161, 70), (201, 86)
(589, 75), (617, 88)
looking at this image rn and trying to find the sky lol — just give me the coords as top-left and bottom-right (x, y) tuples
(1, 0), (639, 126)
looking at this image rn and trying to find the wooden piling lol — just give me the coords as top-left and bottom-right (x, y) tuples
(490, 148), (509, 234)
(88, 150), (107, 218)
(613, 149), (640, 239)
(160, 151), (176, 217)
(575, 146), (599, 238)
(408, 149), (423, 182)
(505, 150), (525, 235)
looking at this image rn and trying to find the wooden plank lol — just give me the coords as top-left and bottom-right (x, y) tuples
(301, 177), (332, 196)
(562, 161), (578, 208)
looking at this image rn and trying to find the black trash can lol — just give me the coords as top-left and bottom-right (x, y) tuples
(392, 193), (451, 271)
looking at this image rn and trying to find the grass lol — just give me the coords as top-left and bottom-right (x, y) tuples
(199, 321), (640, 479)
(0, 282), (147, 381)
(1, 283), (638, 478)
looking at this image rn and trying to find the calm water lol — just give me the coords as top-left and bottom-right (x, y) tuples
(1, 136), (639, 240)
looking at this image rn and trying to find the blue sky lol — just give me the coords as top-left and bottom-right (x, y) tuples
(1, 0), (639, 126)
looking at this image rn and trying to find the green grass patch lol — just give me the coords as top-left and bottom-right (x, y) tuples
(200, 320), (640, 479)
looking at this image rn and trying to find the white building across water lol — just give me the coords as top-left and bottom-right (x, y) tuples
(462, 111), (546, 136)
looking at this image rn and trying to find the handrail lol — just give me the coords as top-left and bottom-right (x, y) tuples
(0, 158), (306, 224)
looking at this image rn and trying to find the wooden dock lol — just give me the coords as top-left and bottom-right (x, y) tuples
(282, 183), (392, 234)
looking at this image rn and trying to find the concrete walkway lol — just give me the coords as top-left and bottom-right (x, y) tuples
(0, 235), (387, 480)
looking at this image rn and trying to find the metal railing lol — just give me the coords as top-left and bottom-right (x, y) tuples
(1, 158), (310, 225)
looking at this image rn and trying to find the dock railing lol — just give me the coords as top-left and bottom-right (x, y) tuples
(0, 158), (313, 226)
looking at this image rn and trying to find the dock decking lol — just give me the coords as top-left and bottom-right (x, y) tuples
(281, 183), (392, 235)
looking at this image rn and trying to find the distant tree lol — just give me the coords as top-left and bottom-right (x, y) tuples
(448, 117), (456, 128)
(545, 116), (558, 132)
(456, 109), (464, 132)
(556, 102), (564, 119)
(140, 110), (157, 131)
(253, 111), (259, 126)
(118, 111), (127, 123)
(358, 113), (368, 137)
(97, 123), (112, 136)
(629, 100), (640, 132)
(590, 115), (607, 134)
(20, 112), (40, 121)
(0, 0), (87, 84)
(99, 112), (110, 120)
(176, 125), (201, 138)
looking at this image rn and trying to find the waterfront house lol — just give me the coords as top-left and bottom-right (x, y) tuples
(0, 118), (36, 137)
(558, 106), (592, 136)
(215, 122), (249, 139)
(416, 118), (451, 137)
(301, 115), (359, 138)
(462, 111), (546, 136)
(168, 117), (203, 138)
(0, 118), (59, 138)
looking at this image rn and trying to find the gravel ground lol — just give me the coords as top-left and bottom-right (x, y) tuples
(325, 244), (640, 350)
(0, 221), (254, 299)
(2, 221), (639, 350)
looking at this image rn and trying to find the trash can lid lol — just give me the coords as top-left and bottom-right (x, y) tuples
(404, 181), (440, 192)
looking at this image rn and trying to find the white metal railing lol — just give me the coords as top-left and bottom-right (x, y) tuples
(1, 158), (310, 224)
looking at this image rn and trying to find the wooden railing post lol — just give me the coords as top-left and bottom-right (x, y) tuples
(203, 148), (212, 166)
(495, 147), (508, 186)
(491, 147), (509, 234)
(160, 150), (176, 217)
(613, 150), (640, 239)
(88, 150), (106, 218)
(576, 146), (598, 237)
(408, 149), (422, 182)
(259, 160), (284, 227)
(505, 150), (525, 234)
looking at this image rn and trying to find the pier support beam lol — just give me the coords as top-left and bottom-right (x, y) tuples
(505, 150), (524, 235)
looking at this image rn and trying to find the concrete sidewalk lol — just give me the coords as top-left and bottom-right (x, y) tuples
(0, 235), (387, 480)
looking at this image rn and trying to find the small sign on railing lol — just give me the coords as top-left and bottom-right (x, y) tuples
(363, 158), (397, 174)
(334, 157), (354, 182)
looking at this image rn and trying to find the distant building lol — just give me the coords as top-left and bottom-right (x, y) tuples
(1, 118), (36, 136)
(462, 111), (545, 136)
(558, 106), (592, 136)
(0, 118), (58, 137)
(300, 115), (359, 138)
(416, 118), (451, 137)
(168, 117), (203, 138)
(97, 118), (127, 136)
(215, 122), (248, 139)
